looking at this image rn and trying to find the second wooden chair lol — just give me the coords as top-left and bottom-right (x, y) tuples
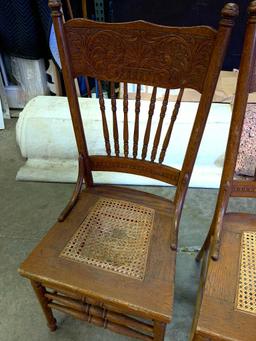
(191, 2), (256, 340)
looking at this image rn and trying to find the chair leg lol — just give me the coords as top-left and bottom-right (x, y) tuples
(195, 227), (213, 262)
(153, 321), (166, 341)
(30, 280), (57, 331)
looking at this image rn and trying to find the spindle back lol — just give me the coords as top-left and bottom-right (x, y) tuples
(49, 0), (237, 195)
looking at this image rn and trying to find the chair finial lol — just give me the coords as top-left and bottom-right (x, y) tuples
(221, 3), (239, 18)
(248, 1), (256, 17)
(220, 3), (239, 27)
(48, 0), (62, 16)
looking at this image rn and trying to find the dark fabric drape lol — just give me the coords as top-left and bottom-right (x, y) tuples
(0, 0), (92, 59)
(0, 0), (51, 59)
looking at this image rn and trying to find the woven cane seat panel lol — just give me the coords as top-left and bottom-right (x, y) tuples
(236, 231), (256, 315)
(60, 197), (155, 280)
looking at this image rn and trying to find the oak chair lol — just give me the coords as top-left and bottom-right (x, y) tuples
(191, 2), (256, 341)
(19, 1), (238, 340)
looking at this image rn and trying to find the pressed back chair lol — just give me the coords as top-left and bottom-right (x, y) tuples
(191, 2), (256, 340)
(19, 1), (238, 340)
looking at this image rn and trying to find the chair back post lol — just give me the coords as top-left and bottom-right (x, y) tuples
(49, 0), (93, 187)
(171, 3), (238, 250)
(211, 1), (256, 260)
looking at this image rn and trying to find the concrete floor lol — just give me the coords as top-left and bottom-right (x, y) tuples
(1, 118), (254, 341)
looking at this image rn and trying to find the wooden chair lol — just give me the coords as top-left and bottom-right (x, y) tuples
(191, 2), (256, 341)
(18, 1), (238, 340)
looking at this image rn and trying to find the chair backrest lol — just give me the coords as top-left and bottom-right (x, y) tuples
(49, 0), (237, 247)
(209, 1), (256, 260)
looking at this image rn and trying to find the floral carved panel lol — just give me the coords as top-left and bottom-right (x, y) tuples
(64, 20), (216, 93)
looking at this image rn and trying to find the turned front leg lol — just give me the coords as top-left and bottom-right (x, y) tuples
(30, 280), (57, 331)
(153, 320), (166, 340)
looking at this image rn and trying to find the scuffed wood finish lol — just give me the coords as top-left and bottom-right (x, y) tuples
(172, 3), (238, 252)
(46, 0), (94, 187)
(110, 82), (119, 156)
(85, 76), (91, 97)
(133, 84), (141, 159)
(192, 3), (256, 341)
(159, 88), (184, 164)
(49, 302), (153, 340)
(151, 89), (170, 162)
(46, 291), (154, 340)
(45, 292), (154, 335)
(197, 1), (256, 262)
(249, 57), (256, 93)
(249, 5), (256, 94)
(65, 0), (73, 19)
(58, 154), (84, 222)
(123, 82), (129, 157)
(98, 80), (111, 156)
(153, 321), (166, 341)
(231, 179), (256, 197)
(90, 155), (180, 185)
(19, 1), (238, 340)
(64, 21), (217, 93)
(142, 87), (157, 160)
(192, 214), (256, 341)
(31, 281), (57, 332)
(19, 185), (175, 335)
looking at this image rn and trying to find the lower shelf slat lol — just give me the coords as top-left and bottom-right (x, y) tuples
(48, 302), (153, 341)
